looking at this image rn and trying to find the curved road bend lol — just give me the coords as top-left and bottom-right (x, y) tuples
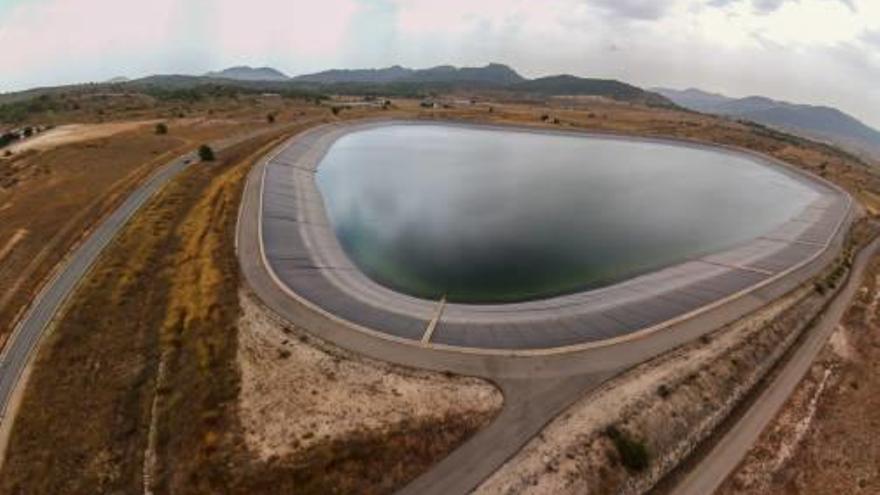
(236, 124), (854, 495)
(0, 123), (302, 429)
(672, 234), (880, 495)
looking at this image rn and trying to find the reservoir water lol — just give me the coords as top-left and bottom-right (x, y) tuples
(316, 124), (817, 303)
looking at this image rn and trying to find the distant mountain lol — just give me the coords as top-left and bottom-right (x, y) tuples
(515, 75), (673, 106)
(404, 63), (525, 85)
(292, 65), (414, 84)
(292, 64), (671, 105)
(204, 66), (289, 82)
(650, 88), (728, 111)
(655, 87), (880, 158)
(105, 76), (130, 83)
(293, 63), (524, 85)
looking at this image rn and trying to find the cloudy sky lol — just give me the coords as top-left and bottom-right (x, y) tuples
(1, 0), (878, 127)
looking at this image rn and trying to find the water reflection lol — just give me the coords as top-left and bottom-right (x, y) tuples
(316, 125), (817, 303)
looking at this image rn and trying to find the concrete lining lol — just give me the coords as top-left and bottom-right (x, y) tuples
(257, 119), (853, 353)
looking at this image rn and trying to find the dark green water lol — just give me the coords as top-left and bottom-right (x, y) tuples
(316, 124), (817, 303)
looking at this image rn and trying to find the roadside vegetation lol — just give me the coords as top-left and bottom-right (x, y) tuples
(197, 144), (215, 161)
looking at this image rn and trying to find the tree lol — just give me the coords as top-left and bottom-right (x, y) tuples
(155, 122), (168, 135)
(331, 106), (341, 116)
(198, 144), (215, 162)
(266, 113), (276, 124)
(0, 132), (17, 148)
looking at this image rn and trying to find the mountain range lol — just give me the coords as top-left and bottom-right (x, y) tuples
(291, 63), (525, 85)
(654, 87), (880, 159)
(189, 63), (673, 106)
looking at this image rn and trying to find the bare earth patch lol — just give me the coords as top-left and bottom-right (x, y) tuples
(237, 291), (503, 461)
(8, 121), (159, 153)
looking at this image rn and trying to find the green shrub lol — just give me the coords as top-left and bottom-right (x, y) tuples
(606, 425), (649, 472)
(198, 144), (215, 162)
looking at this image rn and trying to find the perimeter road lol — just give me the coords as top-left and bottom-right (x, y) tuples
(672, 234), (880, 495)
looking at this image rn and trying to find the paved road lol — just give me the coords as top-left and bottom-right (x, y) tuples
(235, 122), (855, 494)
(0, 123), (298, 424)
(0, 151), (195, 421)
(671, 234), (880, 495)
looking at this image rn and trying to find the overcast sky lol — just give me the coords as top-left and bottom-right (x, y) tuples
(1, 0), (878, 127)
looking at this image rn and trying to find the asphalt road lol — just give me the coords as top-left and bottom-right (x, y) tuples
(671, 234), (880, 495)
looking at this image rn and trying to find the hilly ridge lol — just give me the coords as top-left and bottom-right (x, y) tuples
(292, 63), (525, 85)
(655, 87), (880, 158)
(204, 66), (290, 81)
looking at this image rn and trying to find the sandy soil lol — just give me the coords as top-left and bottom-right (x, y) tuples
(8, 121), (160, 153)
(236, 291), (503, 460)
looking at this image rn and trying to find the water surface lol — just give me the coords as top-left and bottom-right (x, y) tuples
(316, 124), (817, 303)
